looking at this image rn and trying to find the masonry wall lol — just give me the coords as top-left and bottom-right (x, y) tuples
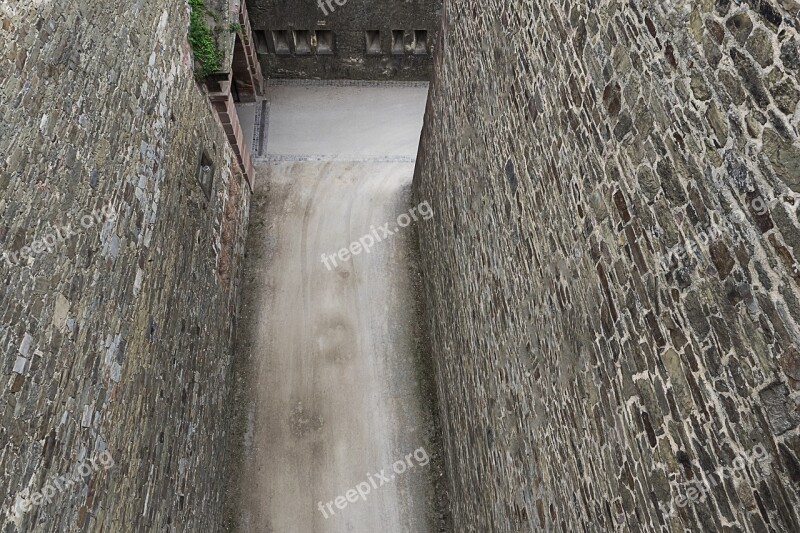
(0, 1), (249, 531)
(415, 0), (800, 531)
(246, 0), (440, 80)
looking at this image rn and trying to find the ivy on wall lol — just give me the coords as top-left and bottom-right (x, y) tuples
(188, 0), (223, 79)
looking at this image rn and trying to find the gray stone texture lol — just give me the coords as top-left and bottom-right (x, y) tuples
(246, 0), (441, 80)
(414, 0), (800, 531)
(0, 0), (250, 531)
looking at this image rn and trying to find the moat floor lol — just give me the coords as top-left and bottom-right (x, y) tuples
(235, 82), (442, 532)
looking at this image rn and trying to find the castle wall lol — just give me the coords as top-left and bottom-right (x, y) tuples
(0, 1), (249, 530)
(246, 0), (440, 80)
(414, 0), (800, 530)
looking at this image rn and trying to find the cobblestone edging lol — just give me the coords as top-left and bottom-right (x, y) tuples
(265, 79), (430, 88)
(259, 154), (417, 163)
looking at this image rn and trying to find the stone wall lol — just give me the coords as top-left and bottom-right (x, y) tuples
(0, 1), (250, 531)
(246, 0), (440, 80)
(414, 0), (800, 531)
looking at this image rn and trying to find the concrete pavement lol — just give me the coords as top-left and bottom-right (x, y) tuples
(233, 81), (447, 533)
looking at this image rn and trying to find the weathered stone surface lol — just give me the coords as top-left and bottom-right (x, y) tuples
(783, 348), (800, 381)
(760, 383), (800, 435)
(414, 0), (800, 531)
(781, 38), (800, 69)
(247, 0), (441, 80)
(0, 1), (250, 531)
(727, 12), (754, 44)
(771, 77), (800, 115)
(747, 27), (776, 67)
(764, 129), (800, 192)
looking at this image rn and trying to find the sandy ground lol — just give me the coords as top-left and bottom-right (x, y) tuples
(231, 83), (447, 533)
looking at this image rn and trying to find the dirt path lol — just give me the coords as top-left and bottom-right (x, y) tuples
(233, 82), (446, 533)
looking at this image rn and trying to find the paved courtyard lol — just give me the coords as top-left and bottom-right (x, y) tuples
(235, 81), (445, 533)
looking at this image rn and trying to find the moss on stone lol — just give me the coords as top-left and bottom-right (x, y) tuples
(188, 0), (222, 79)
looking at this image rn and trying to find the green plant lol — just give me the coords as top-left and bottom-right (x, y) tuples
(229, 22), (243, 33)
(187, 0), (223, 79)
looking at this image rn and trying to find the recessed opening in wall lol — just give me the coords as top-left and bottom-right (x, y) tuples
(231, 73), (241, 102)
(196, 152), (214, 199)
(391, 30), (405, 54)
(317, 30), (334, 54)
(365, 30), (381, 54)
(254, 30), (269, 54)
(294, 30), (312, 54)
(272, 30), (290, 55)
(414, 30), (428, 54)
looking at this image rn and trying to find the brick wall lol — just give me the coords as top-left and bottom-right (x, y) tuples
(0, 1), (250, 530)
(414, 0), (800, 530)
